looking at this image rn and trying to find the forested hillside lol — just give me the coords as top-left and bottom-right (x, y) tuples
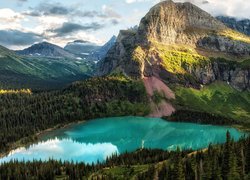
(0, 76), (150, 153)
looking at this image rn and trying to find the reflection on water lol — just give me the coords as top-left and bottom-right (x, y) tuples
(0, 139), (118, 164)
(0, 116), (245, 164)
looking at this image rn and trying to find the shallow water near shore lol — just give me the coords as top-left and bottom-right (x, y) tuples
(0, 116), (245, 164)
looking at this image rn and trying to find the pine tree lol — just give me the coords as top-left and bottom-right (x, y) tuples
(222, 131), (232, 179)
(222, 131), (240, 180)
(246, 137), (250, 175)
(172, 147), (185, 180)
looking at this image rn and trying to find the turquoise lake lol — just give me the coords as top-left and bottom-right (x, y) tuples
(0, 116), (245, 164)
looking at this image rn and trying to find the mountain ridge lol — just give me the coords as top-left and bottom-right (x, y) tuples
(0, 44), (91, 89)
(16, 41), (76, 59)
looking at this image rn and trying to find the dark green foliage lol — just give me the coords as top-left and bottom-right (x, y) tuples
(168, 110), (236, 126)
(172, 148), (185, 180)
(137, 165), (156, 180)
(246, 137), (250, 175)
(0, 76), (150, 153)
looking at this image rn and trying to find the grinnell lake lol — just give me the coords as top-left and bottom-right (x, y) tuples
(0, 116), (245, 164)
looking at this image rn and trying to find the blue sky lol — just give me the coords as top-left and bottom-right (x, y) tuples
(0, 0), (249, 49)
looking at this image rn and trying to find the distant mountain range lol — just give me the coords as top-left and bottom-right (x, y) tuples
(64, 36), (117, 62)
(92, 35), (117, 61)
(0, 45), (91, 89)
(16, 36), (116, 63)
(217, 16), (250, 36)
(0, 36), (117, 89)
(64, 40), (101, 58)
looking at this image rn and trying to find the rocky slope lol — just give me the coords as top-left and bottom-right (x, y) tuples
(217, 16), (250, 36)
(98, 0), (250, 91)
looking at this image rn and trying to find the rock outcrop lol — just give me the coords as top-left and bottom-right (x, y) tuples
(137, 1), (226, 45)
(98, 0), (250, 91)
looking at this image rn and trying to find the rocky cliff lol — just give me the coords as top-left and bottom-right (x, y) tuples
(98, 0), (250, 91)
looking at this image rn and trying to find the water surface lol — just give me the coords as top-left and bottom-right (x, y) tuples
(0, 116), (244, 164)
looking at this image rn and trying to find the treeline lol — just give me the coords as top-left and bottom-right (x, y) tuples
(0, 76), (150, 153)
(139, 133), (250, 180)
(0, 133), (249, 179)
(167, 110), (237, 126)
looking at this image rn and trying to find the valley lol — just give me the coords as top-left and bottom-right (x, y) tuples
(0, 0), (249, 179)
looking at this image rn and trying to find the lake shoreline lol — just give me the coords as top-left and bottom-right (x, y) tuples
(0, 115), (248, 160)
(166, 109), (250, 132)
(0, 120), (86, 159)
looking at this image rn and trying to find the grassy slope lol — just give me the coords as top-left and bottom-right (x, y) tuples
(0, 46), (93, 89)
(88, 165), (149, 180)
(132, 41), (250, 123)
(173, 81), (250, 123)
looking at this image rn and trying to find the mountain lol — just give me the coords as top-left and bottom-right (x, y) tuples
(64, 40), (100, 58)
(16, 42), (76, 59)
(99, 1), (250, 89)
(65, 37), (116, 62)
(0, 45), (91, 89)
(217, 16), (250, 36)
(98, 0), (250, 120)
(92, 35), (116, 61)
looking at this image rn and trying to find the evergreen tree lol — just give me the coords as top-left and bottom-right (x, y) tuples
(246, 137), (250, 175)
(172, 147), (185, 180)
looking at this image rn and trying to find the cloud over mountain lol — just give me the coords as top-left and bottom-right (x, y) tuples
(52, 22), (105, 36)
(125, 0), (250, 19)
(0, 30), (42, 46)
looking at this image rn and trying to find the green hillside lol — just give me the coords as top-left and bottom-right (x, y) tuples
(173, 82), (250, 123)
(0, 76), (150, 153)
(0, 45), (93, 89)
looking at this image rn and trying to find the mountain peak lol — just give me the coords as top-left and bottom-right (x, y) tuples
(98, 1), (250, 91)
(137, 1), (226, 45)
(16, 41), (76, 58)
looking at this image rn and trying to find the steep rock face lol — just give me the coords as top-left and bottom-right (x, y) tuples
(98, 0), (250, 91)
(93, 35), (117, 61)
(137, 1), (226, 45)
(197, 35), (250, 56)
(98, 30), (139, 76)
(185, 61), (250, 90)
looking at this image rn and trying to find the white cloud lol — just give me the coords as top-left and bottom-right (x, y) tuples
(0, 138), (119, 164)
(48, 31), (104, 47)
(174, 0), (250, 19)
(1, 0), (250, 50)
(0, 8), (25, 30)
(126, 0), (148, 3)
(125, 0), (250, 19)
(0, 8), (24, 22)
